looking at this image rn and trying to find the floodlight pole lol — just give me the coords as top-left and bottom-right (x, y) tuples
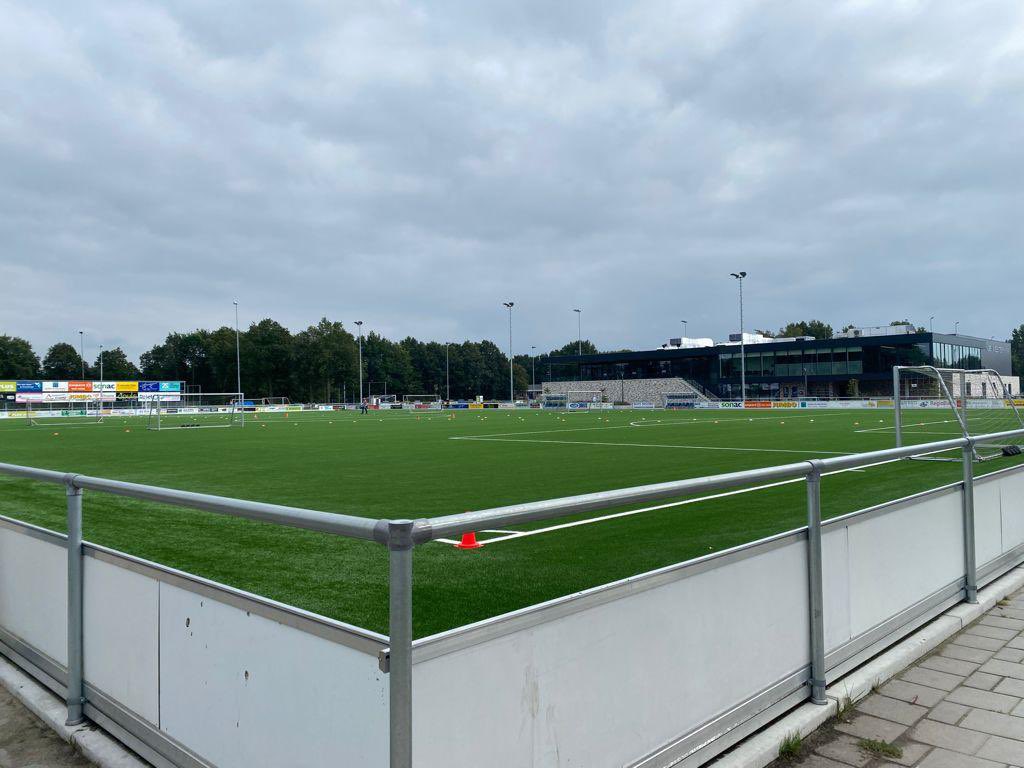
(954, 321), (959, 335)
(78, 331), (85, 379)
(233, 302), (242, 401)
(503, 302), (514, 402)
(356, 321), (364, 404)
(445, 343), (450, 403)
(99, 345), (104, 406)
(930, 316), (935, 334)
(531, 345), (536, 387)
(681, 319), (687, 340)
(731, 272), (747, 401)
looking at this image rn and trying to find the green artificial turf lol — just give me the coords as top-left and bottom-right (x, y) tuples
(0, 407), (1019, 637)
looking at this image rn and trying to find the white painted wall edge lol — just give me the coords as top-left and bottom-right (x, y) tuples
(0, 656), (149, 768)
(710, 565), (1024, 768)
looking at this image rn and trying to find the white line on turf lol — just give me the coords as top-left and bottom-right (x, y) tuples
(450, 436), (852, 455)
(455, 412), (851, 440)
(854, 418), (957, 434)
(436, 457), (899, 546)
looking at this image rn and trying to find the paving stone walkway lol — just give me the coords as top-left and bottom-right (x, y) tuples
(778, 587), (1024, 767)
(0, 683), (95, 767)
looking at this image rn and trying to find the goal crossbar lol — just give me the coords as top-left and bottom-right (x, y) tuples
(147, 392), (245, 431)
(893, 366), (1023, 461)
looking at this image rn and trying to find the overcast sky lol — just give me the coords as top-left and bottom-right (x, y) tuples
(2, 1), (1023, 362)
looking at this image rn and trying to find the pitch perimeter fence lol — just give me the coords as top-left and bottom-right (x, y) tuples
(0, 430), (1024, 766)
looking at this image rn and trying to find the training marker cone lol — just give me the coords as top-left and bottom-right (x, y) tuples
(455, 532), (483, 549)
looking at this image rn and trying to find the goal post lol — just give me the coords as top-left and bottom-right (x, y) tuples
(28, 399), (105, 427)
(893, 366), (1023, 461)
(147, 392), (245, 431)
(402, 394), (441, 410)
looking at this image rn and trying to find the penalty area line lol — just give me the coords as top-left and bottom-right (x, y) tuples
(450, 436), (851, 456)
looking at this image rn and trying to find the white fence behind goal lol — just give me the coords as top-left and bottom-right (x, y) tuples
(147, 393), (245, 430)
(893, 366), (1023, 461)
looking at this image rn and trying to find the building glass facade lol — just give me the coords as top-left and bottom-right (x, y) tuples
(543, 333), (1009, 398)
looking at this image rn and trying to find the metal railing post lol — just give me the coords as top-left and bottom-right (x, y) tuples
(893, 367), (902, 448)
(65, 479), (85, 726)
(805, 463), (827, 705)
(962, 442), (978, 604)
(388, 520), (414, 768)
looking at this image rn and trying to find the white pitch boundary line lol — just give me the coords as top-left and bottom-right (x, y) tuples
(854, 418), (958, 434)
(456, 412), (851, 441)
(450, 435), (852, 456)
(434, 457), (898, 547)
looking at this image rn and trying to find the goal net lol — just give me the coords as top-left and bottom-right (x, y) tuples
(402, 394), (441, 410)
(893, 366), (1023, 461)
(147, 392), (245, 431)
(28, 399), (105, 426)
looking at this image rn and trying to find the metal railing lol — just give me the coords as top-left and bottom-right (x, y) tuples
(1, 426), (1024, 766)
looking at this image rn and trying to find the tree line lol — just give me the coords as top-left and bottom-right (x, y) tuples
(0, 322), (599, 402)
(3, 319), (1020, 399)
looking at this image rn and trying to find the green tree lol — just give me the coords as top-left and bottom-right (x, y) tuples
(42, 342), (86, 379)
(244, 320), (293, 398)
(548, 340), (599, 357)
(291, 319), (357, 402)
(0, 335), (41, 378)
(94, 347), (140, 380)
(1012, 325), (1024, 377)
(778, 320), (833, 340)
(139, 331), (213, 389)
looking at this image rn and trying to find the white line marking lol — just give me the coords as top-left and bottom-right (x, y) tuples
(456, 412), (850, 440)
(854, 418), (956, 434)
(451, 435), (851, 455)
(444, 457), (901, 546)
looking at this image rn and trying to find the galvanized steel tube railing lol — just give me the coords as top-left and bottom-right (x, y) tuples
(1, 426), (1023, 768)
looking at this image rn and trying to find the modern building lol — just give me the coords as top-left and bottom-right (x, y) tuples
(541, 325), (1015, 400)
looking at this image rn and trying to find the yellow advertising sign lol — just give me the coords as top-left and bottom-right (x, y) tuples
(115, 381), (139, 392)
(0, 381), (15, 393)
(468, 403), (484, 409)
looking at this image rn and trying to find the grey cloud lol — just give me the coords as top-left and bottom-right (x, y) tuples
(2, 0), (1022, 362)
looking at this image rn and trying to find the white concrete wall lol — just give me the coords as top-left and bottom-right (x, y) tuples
(413, 540), (810, 768)
(0, 527), (67, 666)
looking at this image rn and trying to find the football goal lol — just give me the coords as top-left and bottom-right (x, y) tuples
(403, 394), (441, 409)
(147, 393), (245, 431)
(28, 399), (105, 427)
(893, 366), (1023, 461)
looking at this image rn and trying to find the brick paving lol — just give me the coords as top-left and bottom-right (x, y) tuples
(779, 587), (1024, 767)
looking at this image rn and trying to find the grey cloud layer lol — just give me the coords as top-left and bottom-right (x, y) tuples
(2, 0), (1022, 360)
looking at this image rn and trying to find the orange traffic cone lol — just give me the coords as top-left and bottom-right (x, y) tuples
(455, 532), (483, 549)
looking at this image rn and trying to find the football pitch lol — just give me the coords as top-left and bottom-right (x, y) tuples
(0, 407), (1021, 638)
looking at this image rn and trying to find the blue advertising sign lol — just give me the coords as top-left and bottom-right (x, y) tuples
(159, 381), (181, 392)
(138, 381), (160, 392)
(16, 381), (42, 393)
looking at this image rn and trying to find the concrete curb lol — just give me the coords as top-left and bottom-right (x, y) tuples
(0, 655), (149, 768)
(710, 565), (1024, 768)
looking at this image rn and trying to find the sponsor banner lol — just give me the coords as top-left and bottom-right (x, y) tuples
(468, 403), (484, 409)
(116, 391), (139, 401)
(449, 402), (470, 409)
(667, 403), (697, 409)
(567, 402), (588, 410)
(16, 381), (42, 393)
(772, 401), (799, 408)
(719, 401), (743, 409)
(159, 381), (182, 392)
(116, 381), (138, 392)
(138, 393), (182, 402)
(17, 392), (104, 403)
(95, 381), (117, 392)
(68, 380), (93, 392)
(138, 381), (160, 393)
(743, 401), (773, 409)
(0, 381), (15, 393)
(42, 381), (67, 392)
(632, 402), (655, 409)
